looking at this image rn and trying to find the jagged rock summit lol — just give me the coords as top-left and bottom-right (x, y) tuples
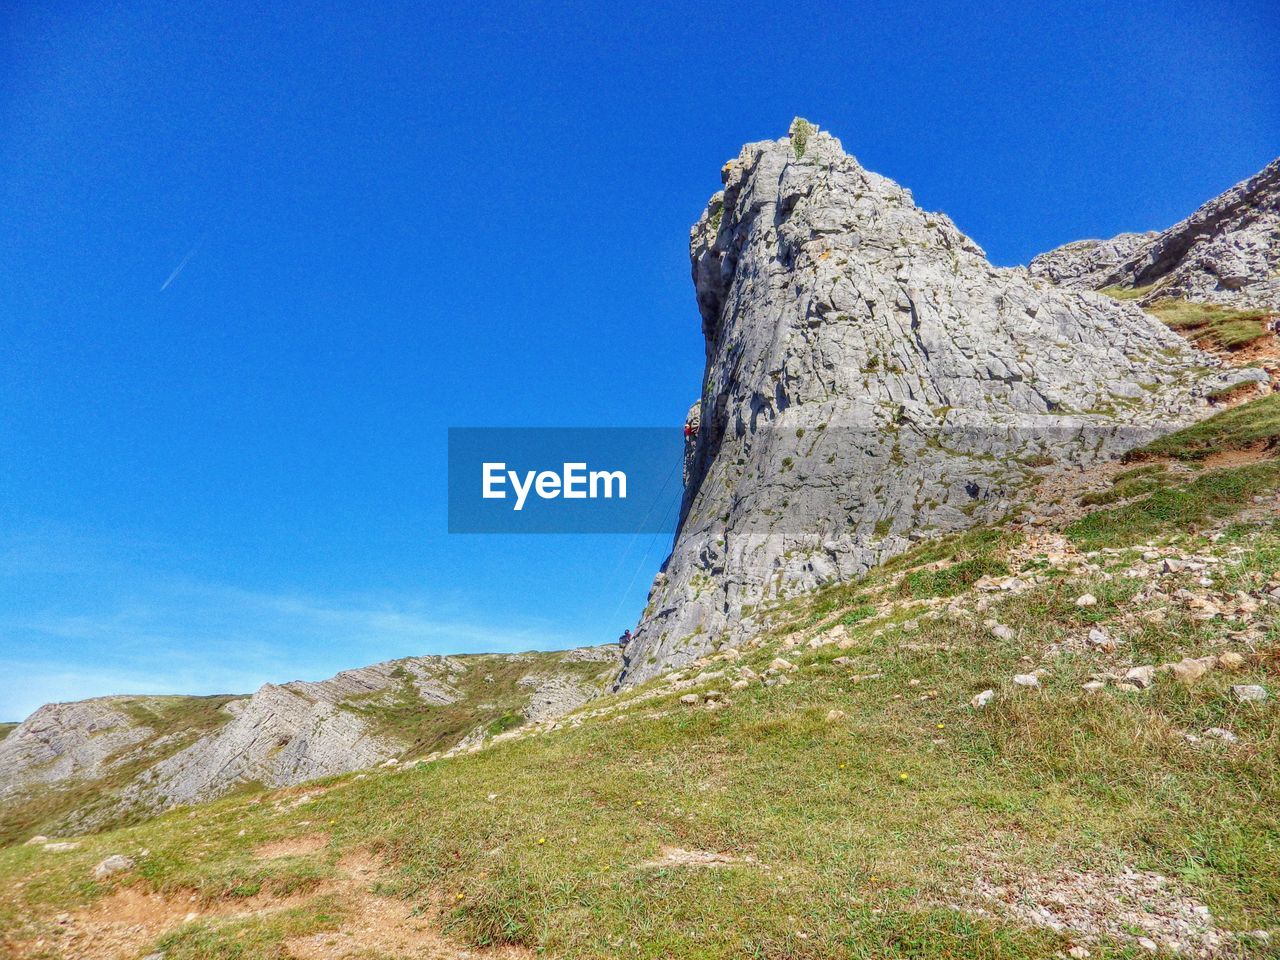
(1030, 157), (1280, 309)
(618, 119), (1262, 686)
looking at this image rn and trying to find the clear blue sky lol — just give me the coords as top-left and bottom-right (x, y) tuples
(2, 1), (1277, 720)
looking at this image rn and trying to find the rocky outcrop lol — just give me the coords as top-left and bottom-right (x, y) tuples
(0, 699), (157, 800)
(618, 120), (1263, 686)
(1, 647), (620, 840)
(1031, 158), (1280, 309)
(1027, 233), (1155, 288)
(123, 679), (403, 809)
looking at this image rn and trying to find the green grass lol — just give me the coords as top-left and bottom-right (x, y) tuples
(3, 503), (1275, 958)
(1066, 460), (1280, 550)
(1066, 394), (1280, 546)
(1145, 299), (1275, 351)
(0, 723), (16, 741)
(1133, 393), (1280, 462)
(839, 605), (876, 627)
(1079, 464), (1172, 506)
(1098, 283), (1157, 301)
(154, 896), (347, 960)
(901, 555), (1009, 598)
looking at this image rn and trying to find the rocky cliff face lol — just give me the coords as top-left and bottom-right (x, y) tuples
(0, 647), (619, 842)
(619, 120), (1263, 686)
(1030, 158), (1280, 309)
(0, 699), (176, 802)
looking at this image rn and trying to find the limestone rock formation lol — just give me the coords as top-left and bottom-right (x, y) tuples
(0, 647), (619, 838)
(1030, 157), (1280, 309)
(618, 120), (1262, 686)
(122, 673), (410, 809)
(1027, 233), (1155, 288)
(0, 699), (161, 800)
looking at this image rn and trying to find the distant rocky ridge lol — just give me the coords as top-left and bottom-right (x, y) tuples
(619, 120), (1265, 686)
(0, 647), (619, 843)
(1030, 157), (1280, 309)
(1026, 232), (1156, 288)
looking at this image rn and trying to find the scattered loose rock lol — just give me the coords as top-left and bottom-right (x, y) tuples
(1124, 666), (1156, 690)
(1231, 684), (1268, 703)
(965, 863), (1229, 954)
(92, 854), (135, 880)
(1217, 652), (1246, 670)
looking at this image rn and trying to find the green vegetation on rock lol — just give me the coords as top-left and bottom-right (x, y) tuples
(790, 117), (813, 159)
(1133, 392), (1280, 462)
(0, 695), (243, 849)
(1097, 283), (1156, 301)
(1145, 298), (1275, 351)
(1098, 283), (1275, 350)
(341, 651), (614, 760)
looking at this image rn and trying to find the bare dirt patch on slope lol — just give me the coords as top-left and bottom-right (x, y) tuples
(639, 845), (751, 869)
(1201, 442), (1275, 470)
(8, 848), (530, 960)
(8, 886), (274, 960)
(254, 832), (330, 859)
(284, 852), (533, 960)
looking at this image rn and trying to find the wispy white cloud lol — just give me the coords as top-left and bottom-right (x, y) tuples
(0, 576), (586, 722)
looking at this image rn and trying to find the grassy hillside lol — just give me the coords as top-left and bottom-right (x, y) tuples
(0, 651), (618, 853)
(2, 398), (1277, 959)
(0, 724), (16, 742)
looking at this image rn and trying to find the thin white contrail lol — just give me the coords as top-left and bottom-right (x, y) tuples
(160, 246), (199, 291)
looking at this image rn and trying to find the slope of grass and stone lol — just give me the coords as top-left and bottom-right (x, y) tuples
(2, 401), (1277, 960)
